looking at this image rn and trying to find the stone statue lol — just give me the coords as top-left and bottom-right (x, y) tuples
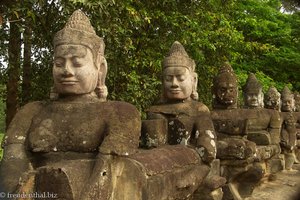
(0, 10), (142, 198)
(211, 62), (239, 110)
(142, 41), (216, 163)
(280, 86), (297, 170)
(0, 12), (225, 200)
(142, 41), (225, 199)
(242, 73), (282, 174)
(211, 63), (263, 199)
(264, 86), (281, 111)
(243, 73), (265, 109)
(294, 92), (300, 163)
(295, 91), (300, 112)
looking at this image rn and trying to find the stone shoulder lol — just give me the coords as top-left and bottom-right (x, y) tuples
(4, 101), (45, 146)
(147, 101), (210, 116)
(102, 100), (141, 119)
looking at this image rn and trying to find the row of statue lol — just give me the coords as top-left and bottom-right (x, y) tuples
(0, 10), (299, 200)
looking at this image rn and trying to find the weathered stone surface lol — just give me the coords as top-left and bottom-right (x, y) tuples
(243, 73), (264, 109)
(242, 75), (282, 178)
(131, 145), (201, 175)
(211, 65), (282, 199)
(248, 163), (300, 200)
(0, 10), (141, 197)
(141, 118), (168, 147)
(0, 14), (224, 200)
(131, 145), (210, 200)
(264, 86), (281, 111)
(212, 62), (238, 110)
(141, 41), (224, 199)
(280, 86), (297, 170)
(144, 41), (217, 165)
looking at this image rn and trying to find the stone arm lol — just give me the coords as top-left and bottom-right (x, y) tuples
(194, 113), (217, 164)
(140, 112), (168, 148)
(295, 113), (300, 139)
(0, 102), (43, 193)
(280, 114), (297, 150)
(99, 102), (141, 156)
(267, 112), (282, 156)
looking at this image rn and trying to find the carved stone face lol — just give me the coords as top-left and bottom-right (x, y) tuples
(281, 96), (295, 112)
(163, 67), (194, 101)
(294, 93), (300, 112)
(53, 45), (98, 95)
(264, 94), (281, 110)
(215, 82), (237, 106)
(244, 90), (264, 108)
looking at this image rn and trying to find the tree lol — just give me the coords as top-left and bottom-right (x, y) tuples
(0, 0), (299, 125)
(228, 0), (300, 92)
(6, 11), (21, 128)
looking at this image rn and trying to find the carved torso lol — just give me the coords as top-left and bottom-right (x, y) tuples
(4, 100), (141, 157)
(211, 108), (281, 161)
(293, 112), (300, 135)
(147, 101), (211, 137)
(280, 112), (297, 149)
(145, 101), (216, 163)
(28, 102), (107, 153)
(211, 108), (281, 144)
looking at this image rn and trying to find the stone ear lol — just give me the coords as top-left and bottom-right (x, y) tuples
(191, 72), (199, 100)
(95, 54), (108, 101)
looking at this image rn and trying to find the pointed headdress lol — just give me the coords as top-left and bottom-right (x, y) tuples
(53, 10), (105, 58)
(163, 41), (195, 71)
(281, 86), (294, 100)
(213, 62), (238, 88)
(243, 73), (262, 94)
(265, 86), (280, 99)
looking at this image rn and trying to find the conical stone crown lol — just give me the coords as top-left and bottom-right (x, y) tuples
(243, 73), (262, 94)
(64, 10), (96, 34)
(163, 41), (195, 71)
(53, 10), (105, 57)
(266, 86), (280, 99)
(213, 62), (237, 87)
(281, 86), (293, 99)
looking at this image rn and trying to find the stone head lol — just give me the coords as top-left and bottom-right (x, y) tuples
(294, 91), (300, 112)
(281, 86), (295, 112)
(243, 73), (264, 108)
(52, 10), (107, 100)
(161, 41), (198, 103)
(212, 62), (238, 109)
(264, 86), (281, 111)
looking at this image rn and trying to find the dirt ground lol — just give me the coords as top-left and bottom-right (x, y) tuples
(246, 164), (300, 200)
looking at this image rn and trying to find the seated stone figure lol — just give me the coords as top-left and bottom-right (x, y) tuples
(280, 86), (297, 170)
(0, 10), (141, 197)
(211, 63), (257, 160)
(294, 91), (300, 162)
(0, 11), (223, 200)
(242, 74), (282, 172)
(264, 86), (281, 112)
(210, 63), (263, 199)
(142, 41), (216, 164)
(142, 41), (225, 199)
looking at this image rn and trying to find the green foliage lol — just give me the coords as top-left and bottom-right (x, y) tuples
(0, 0), (299, 117)
(231, 0), (300, 91)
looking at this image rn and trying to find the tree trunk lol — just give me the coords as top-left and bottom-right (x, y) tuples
(6, 19), (21, 129)
(22, 21), (32, 105)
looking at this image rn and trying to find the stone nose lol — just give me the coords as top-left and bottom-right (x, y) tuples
(251, 95), (258, 100)
(62, 60), (75, 76)
(171, 78), (179, 87)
